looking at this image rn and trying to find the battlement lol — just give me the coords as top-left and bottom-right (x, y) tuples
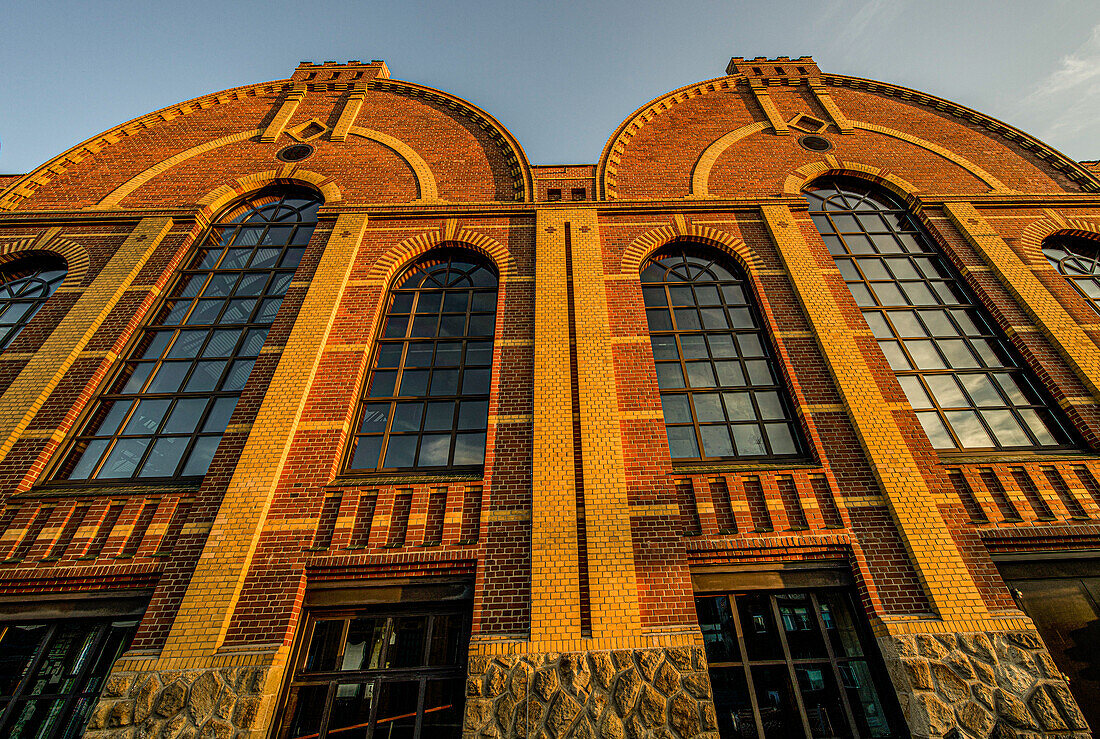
(291, 59), (390, 83)
(726, 56), (819, 79)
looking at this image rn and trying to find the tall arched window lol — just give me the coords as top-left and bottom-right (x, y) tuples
(0, 254), (66, 351)
(641, 246), (802, 461)
(1042, 234), (1100, 313)
(805, 177), (1073, 451)
(347, 252), (497, 472)
(55, 188), (322, 481)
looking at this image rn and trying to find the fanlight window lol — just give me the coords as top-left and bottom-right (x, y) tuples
(55, 188), (321, 481)
(0, 254), (66, 351)
(1042, 234), (1100, 312)
(805, 177), (1072, 451)
(641, 247), (802, 461)
(348, 252), (497, 472)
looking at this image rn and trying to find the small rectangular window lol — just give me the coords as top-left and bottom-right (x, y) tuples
(571, 188), (587, 201)
(547, 188), (562, 201)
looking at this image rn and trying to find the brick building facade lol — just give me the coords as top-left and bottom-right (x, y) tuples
(0, 55), (1097, 738)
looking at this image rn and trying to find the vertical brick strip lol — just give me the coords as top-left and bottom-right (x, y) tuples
(158, 212), (368, 659)
(762, 203), (989, 623)
(563, 207), (644, 642)
(530, 209), (580, 642)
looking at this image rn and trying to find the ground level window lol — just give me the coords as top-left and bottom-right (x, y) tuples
(695, 588), (901, 738)
(0, 618), (138, 738)
(998, 558), (1100, 734)
(278, 603), (469, 739)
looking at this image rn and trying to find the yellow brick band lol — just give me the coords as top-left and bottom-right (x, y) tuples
(159, 212), (369, 659)
(762, 204), (989, 622)
(565, 208), (644, 641)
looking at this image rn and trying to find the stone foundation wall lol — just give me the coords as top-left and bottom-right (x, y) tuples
(880, 630), (1091, 739)
(83, 665), (270, 738)
(463, 646), (718, 739)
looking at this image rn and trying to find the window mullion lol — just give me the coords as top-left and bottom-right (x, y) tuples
(769, 595), (813, 738)
(728, 594), (766, 738)
(809, 592), (860, 737)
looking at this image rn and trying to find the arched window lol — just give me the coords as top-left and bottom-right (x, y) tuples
(0, 254), (66, 351)
(805, 177), (1073, 451)
(347, 252), (497, 472)
(1042, 234), (1100, 312)
(55, 188), (322, 481)
(641, 246), (802, 461)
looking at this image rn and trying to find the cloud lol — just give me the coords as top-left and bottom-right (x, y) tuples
(1016, 23), (1100, 147)
(817, 0), (908, 63)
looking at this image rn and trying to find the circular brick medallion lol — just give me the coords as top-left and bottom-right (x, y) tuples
(276, 144), (314, 162)
(798, 134), (833, 152)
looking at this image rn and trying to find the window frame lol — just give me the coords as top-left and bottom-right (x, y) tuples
(1041, 233), (1100, 315)
(276, 601), (470, 739)
(695, 586), (905, 739)
(641, 244), (806, 464)
(47, 187), (322, 485)
(0, 253), (67, 353)
(343, 249), (498, 476)
(0, 616), (139, 738)
(804, 177), (1076, 454)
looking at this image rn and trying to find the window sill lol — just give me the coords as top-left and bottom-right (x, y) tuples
(18, 478), (203, 499)
(670, 458), (819, 474)
(327, 469), (484, 487)
(936, 448), (1099, 465)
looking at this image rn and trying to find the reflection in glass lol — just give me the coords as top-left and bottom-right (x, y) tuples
(280, 608), (468, 739)
(805, 177), (1072, 451)
(0, 619), (137, 737)
(641, 247), (802, 461)
(57, 189), (320, 480)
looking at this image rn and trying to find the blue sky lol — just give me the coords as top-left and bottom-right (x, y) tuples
(3, 0), (1100, 173)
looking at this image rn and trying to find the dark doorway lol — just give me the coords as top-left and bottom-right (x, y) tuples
(998, 557), (1100, 736)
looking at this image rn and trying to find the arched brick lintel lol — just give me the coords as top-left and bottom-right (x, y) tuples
(0, 237), (90, 290)
(194, 168), (342, 222)
(366, 229), (517, 288)
(620, 222), (760, 277)
(1019, 217), (1100, 264)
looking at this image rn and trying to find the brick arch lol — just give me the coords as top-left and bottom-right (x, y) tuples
(1018, 216), (1100, 264)
(0, 236), (90, 289)
(691, 124), (1002, 199)
(0, 80), (291, 212)
(366, 228), (517, 287)
(346, 127), (440, 202)
(621, 222), (761, 276)
(783, 161), (922, 205)
(599, 71), (1087, 201)
(194, 169), (341, 221)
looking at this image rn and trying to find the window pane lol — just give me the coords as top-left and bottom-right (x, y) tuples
(641, 247), (802, 462)
(805, 177), (1074, 452)
(374, 681), (419, 739)
(751, 665), (803, 736)
(57, 189), (318, 480)
(710, 668), (757, 739)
